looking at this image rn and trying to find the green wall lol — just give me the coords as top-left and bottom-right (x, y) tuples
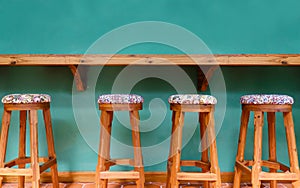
(0, 0), (300, 172)
(1, 0), (300, 54)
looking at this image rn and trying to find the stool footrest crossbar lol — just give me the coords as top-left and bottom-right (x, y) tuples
(259, 172), (299, 181)
(2, 157), (57, 176)
(237, 160), (291, 173)
(177, 172), (218, 181)
(0, 168), (33, 176)
(180, 160), (210, 169)
(40, 158), (57, 173)
(99, 171), (140, 179)
(105, 158), (135, 166)
(236, 161), (299, 181)
(4, 157), (53, 168)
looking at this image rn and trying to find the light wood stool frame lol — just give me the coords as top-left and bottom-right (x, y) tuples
(166, 104), (221, 188)
(95, 103), (145, 188)
(233, 104), (300, 188)
(0, 103), (59, 188)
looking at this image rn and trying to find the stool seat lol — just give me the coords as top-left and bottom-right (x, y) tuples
(2, 94), (51, 104)
(0, 93), (58, 188)
(96, 94), (145, 188)
(167, 94), (221, 188)
(233, 94), (300, 188)
(98, 94), (144, 104)
(168, 94), (217, 105)
(240, 94), (294, 105)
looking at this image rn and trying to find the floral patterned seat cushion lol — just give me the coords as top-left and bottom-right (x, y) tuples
(98, 94), (144, 104)
(168, 94), (217, 105)
(2, 94), (51, 104)
(240, 94), (294, 105)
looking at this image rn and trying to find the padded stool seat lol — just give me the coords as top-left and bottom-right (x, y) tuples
(167, 94), (221, 188)
(95, 94), (145, 188)
(0, 94), (59, 188)
(98, 94), (144, 104)
(240, 94), (294, 105)
(168, 94), (217, 105)
(2, 94), (51, 104)
(233, 94), (300, 188)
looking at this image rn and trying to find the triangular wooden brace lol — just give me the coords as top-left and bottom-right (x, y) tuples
(68, 65), (86, 91)
(198, 66), (218, 91)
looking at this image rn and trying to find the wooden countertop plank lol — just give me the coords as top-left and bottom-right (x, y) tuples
(0, 54), (300, 66)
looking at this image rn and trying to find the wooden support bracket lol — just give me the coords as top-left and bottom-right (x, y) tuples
(69, 64), (219, 92)
(68, 65), (86, 91)
(197, 66), (218, 91)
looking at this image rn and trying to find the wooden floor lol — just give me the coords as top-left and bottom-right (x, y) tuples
(1, 182), (292, 188)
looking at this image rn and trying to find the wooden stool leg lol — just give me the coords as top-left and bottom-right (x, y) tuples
(199, 112), (209, 188)
(251, 111), (264, 188)
(233, 110), (250, 188)
(207, 111), (221, 188)
(283, 112), (300, 187)
(166, 111), (184, 188)
(19, 111), (27, 188)
(267, 112), (277, 188)
(166, 112), (176, 188)
(0, 110), (12, 187)
(43, 107), (59, 188)
(29, 110), (40, 188)
(96, 111), (113, 188)
(130, 110), (145, 188)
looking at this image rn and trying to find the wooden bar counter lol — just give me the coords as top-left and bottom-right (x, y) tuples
(0, 54), (300, 92)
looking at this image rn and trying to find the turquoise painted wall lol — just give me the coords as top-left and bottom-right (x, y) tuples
(1, 0), (300, 54)
(0, 0), (300, 172)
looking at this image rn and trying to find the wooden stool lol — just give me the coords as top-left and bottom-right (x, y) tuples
(0, 94), (59, 188)
(166, 94), (221, 188)
(95, 94), (145, 188)
(233, 94), (300, 188)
